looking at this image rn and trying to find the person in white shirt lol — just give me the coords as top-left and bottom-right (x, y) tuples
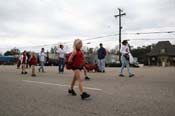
(57, 44), (66, 73)
(20, 50), (28, 74)
(38, 48), (46, 72)
(119, 40), (134, 77)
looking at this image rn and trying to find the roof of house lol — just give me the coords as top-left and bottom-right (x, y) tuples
(148, 41), (175, 56)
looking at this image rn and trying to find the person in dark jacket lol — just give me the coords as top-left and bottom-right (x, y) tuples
(97, 43), (106, 72)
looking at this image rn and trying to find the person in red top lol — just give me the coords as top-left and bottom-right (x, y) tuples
(68, 39), (91, 100)
(30, 52), (37, 77)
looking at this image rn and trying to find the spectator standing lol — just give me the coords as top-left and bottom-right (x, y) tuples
(20, 51), (28, 74)
(97, 43), (106, 72)
(30, 52), (37, 77)
(57, 44), (66, 74)
(38, 48), (46, 72)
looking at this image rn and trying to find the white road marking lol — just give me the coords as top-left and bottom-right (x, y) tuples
(22, 80), (102, 91)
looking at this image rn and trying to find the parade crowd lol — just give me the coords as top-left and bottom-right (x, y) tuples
(17, 39), (135, 100)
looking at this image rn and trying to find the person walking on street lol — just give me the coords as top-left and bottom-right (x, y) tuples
(68, 39), (91, 100)
(119, 40), (134, 77)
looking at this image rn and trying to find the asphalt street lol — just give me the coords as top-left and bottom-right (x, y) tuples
(0, 66), (175, 116)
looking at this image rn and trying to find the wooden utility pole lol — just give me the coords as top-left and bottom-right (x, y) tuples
(114, 8), (126, 63)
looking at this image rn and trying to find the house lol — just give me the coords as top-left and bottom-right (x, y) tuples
(147, 41), (175, 66)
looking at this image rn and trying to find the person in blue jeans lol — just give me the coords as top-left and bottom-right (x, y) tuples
(38, 48), (46, 72)
(97, 43), (106, 72)
(57, 44), (66, 74)
(119, 40), (134, 77)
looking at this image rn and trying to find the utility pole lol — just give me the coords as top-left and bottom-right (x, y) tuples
(114, 8), (126, 63)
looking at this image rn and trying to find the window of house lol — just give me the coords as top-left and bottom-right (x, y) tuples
(173, 57), (175, 61)
(161, 49), (165, 53)
(152, 57), (155, 61)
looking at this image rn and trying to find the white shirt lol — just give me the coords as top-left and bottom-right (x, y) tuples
(120, 44), (130, 56)
(39, 52), (46, 62)
(57, 48), (66, 58)
(20, 55), (28, 63)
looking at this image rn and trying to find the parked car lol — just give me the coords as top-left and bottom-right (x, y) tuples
(45, 59), (59, 66)
(0, 56), (18, 65)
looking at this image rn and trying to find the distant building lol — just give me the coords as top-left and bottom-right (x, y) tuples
(147, 41), (175, 66)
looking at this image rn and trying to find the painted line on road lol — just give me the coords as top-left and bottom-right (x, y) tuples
(22, 80), (102, 91)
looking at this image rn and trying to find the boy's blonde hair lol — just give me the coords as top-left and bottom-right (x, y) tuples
(31, 51), (35, 55)
(31, 52), (36, 57)
(73, 39), (82, 50)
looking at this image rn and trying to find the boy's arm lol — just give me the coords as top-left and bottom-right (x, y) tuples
(68, 50), (76, 62)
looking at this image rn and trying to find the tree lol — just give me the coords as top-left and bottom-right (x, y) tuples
(50, 48), (54, 54)
(131, 44), (154, 64)
(4, 47), (20, 56)
(50, 46), (57, 54)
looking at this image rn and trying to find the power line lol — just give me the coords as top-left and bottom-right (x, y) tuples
(3, 30), (175, 49)
(129, 37), (175, 41)
(123, 31), (175, 35)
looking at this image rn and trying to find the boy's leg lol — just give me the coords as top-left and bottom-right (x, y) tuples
(22, 64), (27, 74)
(32, 65), (34, 74)
(58, 59), (61, 72)
(120, 57), (126, 75)
(101, 59), (105, 72)
(38, 63), (41, 72)
(83, 67), (90, 80)
(22, 64), (24, 72)
(60, 58), (63, 72)
(61, 58), (65, 72)
(97, 59), (101, 72)
(32, 65), (36, 75)
(74, 70), (83, 94)
(83, 67), (87, 77)
(41, 62), (44, 72)
(68, 73), (77, 96)
(70, 74), (77, 89)
(126, 61), (132, 76)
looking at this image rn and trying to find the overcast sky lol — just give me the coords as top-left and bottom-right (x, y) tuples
(0, 0), (175, 53)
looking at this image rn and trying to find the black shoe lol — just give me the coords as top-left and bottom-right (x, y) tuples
(68, 89), (77, 96)
(119, 74), (125, 77)
(81, 92), (90, 100)
(129, 74), (135, 77)
(85, 76), (90, 80)
(24, 72), (27, 74)
(21, 71), (24, 74)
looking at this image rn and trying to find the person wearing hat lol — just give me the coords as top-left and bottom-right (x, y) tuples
(97, 43), (106, 72)
(119, 40), (134, 77)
